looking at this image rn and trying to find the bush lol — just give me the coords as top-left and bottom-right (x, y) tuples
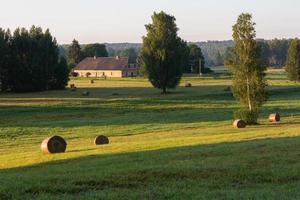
(71, 72), (79, 77)
(234, 109), (259, 125)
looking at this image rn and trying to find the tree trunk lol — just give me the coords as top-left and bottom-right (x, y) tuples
(246, 76), (252, 112)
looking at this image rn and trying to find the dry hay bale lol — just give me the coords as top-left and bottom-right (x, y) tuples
(90, 80), (94, 84)
(82, 90), (90, 96)
(94, 135), (109, 145)
(269, 113), (280, 123)
(233, 119), (246, 128)
(41, 136), (67, 154)
(185, 83), (192, 88)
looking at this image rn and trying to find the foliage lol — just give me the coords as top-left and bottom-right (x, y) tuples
(286, 39), (300, 82)
(49, 57), (70, 90)
(268, 39), (290, 67)
(67, 39), (82, 69)
(225, 13), (267, 124)
(71, 71), (79, 77)
(82, 43), (108, 58)
(186, 44), (205, 73)
(257, 40), (271, 68)
(0, 26), (67, 92)
(141, 11), (188, 93)
(234, 108), (259, 125)
(0, 28), (10, 92)
(119, 48), (138, 63)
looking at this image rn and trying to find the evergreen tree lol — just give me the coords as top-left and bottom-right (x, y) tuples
(225, 13), (267, 124)
(0, 26), (68, 92)
(286, 39), (300, 82)
(67, 39), (81, 69)
(0, 29), (10, 92)
(141, 11), (188, 94)
(50, 57), (70, 89)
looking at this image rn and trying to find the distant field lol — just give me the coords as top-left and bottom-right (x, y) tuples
(0, 68), (300, 199)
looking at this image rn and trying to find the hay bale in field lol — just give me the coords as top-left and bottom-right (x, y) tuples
(41, 136), (67, 154)
(233, 119), (246, 128)
(185, 83), (192, 88)
(94, 135), (109, 145)
(82, 90), (90, 96)
(269, 113), (280, 123)
(90, 80), (94, 84)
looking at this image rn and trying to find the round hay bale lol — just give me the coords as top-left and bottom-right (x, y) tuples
(94, 135), (109, 145)
(233, 119), (246, 128)
(41, 136), (67, 154)
(82, 90), (90, 96)
(269, 113), (280, 123)
(185, 83), (192, 88)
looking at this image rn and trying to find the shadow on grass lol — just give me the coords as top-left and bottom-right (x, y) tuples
(1, 136), (300, 199)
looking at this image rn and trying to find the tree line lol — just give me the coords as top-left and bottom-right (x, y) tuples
(0, 26), (69, 92)
(61, 39), (293, 68)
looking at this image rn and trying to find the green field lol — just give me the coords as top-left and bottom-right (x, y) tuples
(1, 68), (300, 199)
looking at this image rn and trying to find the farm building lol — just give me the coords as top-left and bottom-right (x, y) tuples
(74, 56), (139, 78)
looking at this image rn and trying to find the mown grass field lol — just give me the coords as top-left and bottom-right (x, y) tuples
(0, 68), (300, 199)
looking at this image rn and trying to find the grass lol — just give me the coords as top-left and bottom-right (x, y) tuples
(0, 68), (300, 199)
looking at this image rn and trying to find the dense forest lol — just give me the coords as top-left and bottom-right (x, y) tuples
(60, 39), (291, 68)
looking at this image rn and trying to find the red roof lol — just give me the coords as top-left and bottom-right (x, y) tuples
(75, 57), (128, 70)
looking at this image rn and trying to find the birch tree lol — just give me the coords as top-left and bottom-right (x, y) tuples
(225, 13), (267, 124)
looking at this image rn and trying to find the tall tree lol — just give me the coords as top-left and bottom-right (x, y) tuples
(286, 39), (300, 82)
(187, 44), (205, 73)
(0, 29), (10, 92)
(82, 43), (108, 58)
(141, 11), (188, 94)
(67, 39), (81, 69)
(50, 57), (70, 89)
(225, 13), (267, 124)
(0, 26), (68, 92)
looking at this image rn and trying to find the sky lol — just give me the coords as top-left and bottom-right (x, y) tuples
(1, 0), (300, 44)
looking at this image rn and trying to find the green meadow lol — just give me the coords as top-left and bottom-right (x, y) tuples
(0, 68), (300, 200)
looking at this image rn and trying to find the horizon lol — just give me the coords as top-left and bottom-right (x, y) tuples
(1, 0), (300, 44)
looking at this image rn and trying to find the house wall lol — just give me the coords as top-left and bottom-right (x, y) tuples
(74, 70), (123, 78)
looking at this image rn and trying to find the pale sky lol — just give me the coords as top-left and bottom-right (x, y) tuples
(1, 0), (300, 44)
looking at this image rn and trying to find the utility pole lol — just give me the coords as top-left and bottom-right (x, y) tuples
(199, 58), (203, 76)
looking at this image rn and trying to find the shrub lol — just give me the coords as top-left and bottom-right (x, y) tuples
(71, 72), (79, 77)
(234, 109), (259, 125)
